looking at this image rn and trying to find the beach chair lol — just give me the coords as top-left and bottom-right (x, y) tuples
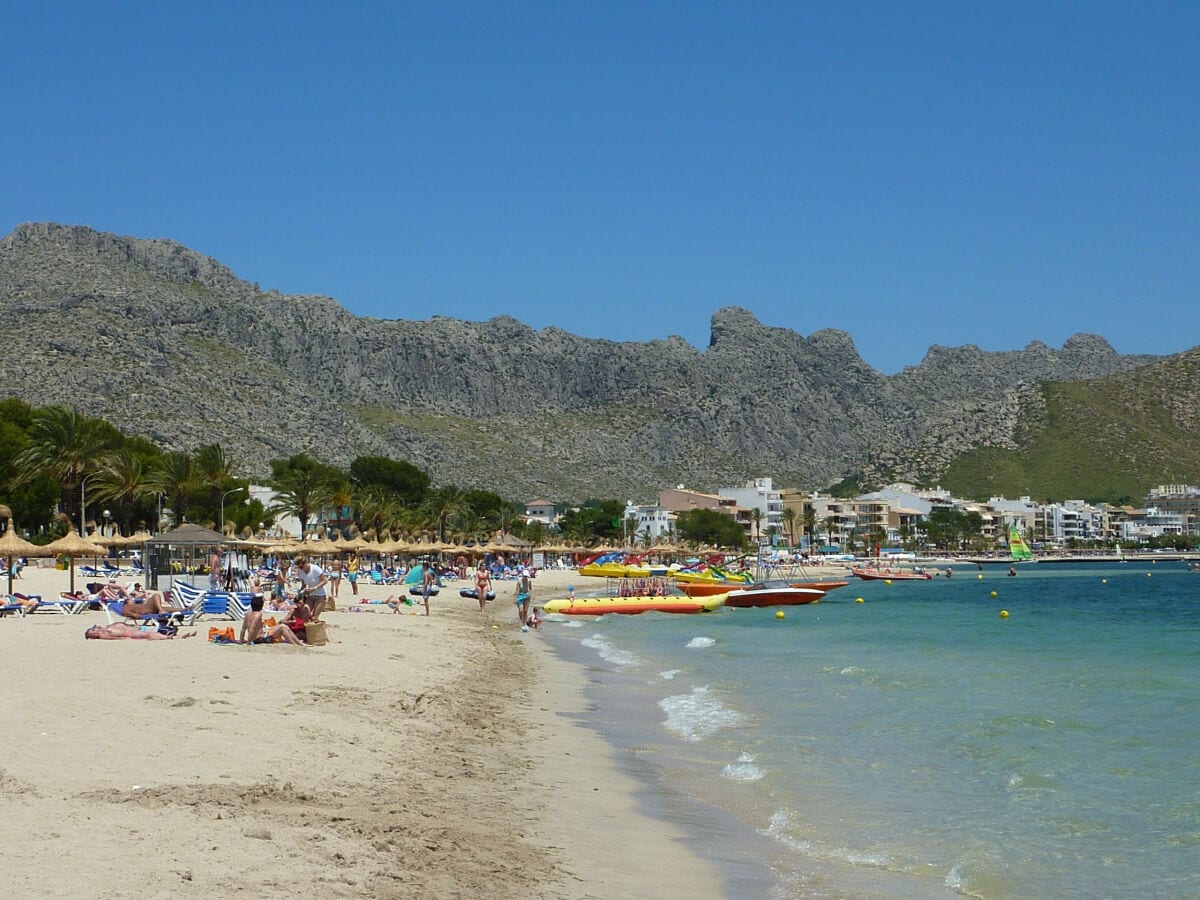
(0, 597), (26, 617)
(79, 565), (107, 578)
(17, 592), (90, 615)
(192, 591), (245, 622)
(103, 600), (193, 628)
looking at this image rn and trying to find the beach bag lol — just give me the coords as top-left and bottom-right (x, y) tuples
(305, 621), (329, 646)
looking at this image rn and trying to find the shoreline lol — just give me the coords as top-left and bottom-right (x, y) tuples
(534, 624), (784, 897)
(0, 564), (724, 897)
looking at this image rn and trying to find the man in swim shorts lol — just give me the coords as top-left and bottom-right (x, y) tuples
(239, 596), (306, 647)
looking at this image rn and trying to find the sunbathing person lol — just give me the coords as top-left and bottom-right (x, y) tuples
(85, 623), (195, 640)
(5, 593), (40, 612)
(239, 596), (307, 647)
(98, 581), (129, 603)
(119, 588), (182, 619)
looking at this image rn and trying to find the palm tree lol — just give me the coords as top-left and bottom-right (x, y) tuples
(451, 509), (486, 545)
(750, 507), (765, 544)
(819, 517), (833, 550)
(494, 504), (519, 541)
(353, 485), (391, 538)
(803, 507), (817, 551)
(270, 462), (334, 538)
(423, 487), (467, 542)
(11, 406), (118, 525)
(781, 507), (798, 548)
(195, 444), (239, 525)
(157, 451), (202, 526)
(326, 479), (354, 539)
(92, 449), (159, 534)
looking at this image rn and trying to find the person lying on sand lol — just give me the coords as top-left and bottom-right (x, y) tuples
(85, 623), (195, 640)
(239, 596), (307, 647)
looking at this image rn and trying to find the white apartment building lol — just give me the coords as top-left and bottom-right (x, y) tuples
(622, 502), (676, 542)
(719, 477), (783, 539)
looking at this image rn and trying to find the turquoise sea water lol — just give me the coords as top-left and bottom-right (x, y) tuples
(545, 562), (1200, 898)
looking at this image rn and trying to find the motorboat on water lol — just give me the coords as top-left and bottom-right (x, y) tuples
(679, 579), (849, 598)
(851, 566), (932, 581)
(722, 583), (824, 607)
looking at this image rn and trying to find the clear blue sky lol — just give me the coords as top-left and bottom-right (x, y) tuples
(3, 2), (1197, 373)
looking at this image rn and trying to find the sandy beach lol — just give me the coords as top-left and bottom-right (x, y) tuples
(0, 563), (725, 898)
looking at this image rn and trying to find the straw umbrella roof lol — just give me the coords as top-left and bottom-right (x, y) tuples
(105, 529), (145, 549)
(43, 526), (109, 558)
(301, 536), (340, 555)
(42, 518), (108, 594)
(0, 508), (49, 560)
(0, 509), (49, 595)
(147, 523), (228, 545)
(342, 535), (372, 552)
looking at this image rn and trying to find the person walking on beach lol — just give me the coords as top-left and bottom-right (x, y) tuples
(474, 563), (491, 612)
(347, 554), (359, 596)
(290, 554), (330, 622)
(328, 556), (343, 599)
(209, 546), (223, 590)
(421, 561), (436, 616)
(514, 568), (532, 625)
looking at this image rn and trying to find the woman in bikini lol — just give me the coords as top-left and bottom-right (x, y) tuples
(85, 623), (195, 640)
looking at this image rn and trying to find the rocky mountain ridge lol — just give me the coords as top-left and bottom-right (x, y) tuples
(0, 223), (1165, 499)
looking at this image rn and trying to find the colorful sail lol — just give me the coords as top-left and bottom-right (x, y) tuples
(1008, 525), (1033, 561)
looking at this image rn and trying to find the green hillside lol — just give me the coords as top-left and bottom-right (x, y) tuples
(942, 349), (1200, 502)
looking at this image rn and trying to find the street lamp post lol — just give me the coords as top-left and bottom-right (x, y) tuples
(79, 473), (99, 537)
(220, 487), (244, 536)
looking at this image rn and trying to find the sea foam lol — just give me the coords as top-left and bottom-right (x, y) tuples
(686, 636), (716, 649)
(659, 685), (741, 741)
(722, 751), (765, 781)
(580, 634), (638, 667)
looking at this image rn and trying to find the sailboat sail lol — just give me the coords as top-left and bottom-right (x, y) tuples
(1008, 526), (1033, 561)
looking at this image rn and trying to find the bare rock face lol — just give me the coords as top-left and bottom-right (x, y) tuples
(0, 223), (1162, 499)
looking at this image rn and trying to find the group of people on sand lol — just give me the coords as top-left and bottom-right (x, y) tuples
(371, 562), (539, 628)
(468, 563), (537, 627)
(84, 553), (333, 647)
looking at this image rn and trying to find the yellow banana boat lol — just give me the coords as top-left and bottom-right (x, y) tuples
(543, 594), (726, 615)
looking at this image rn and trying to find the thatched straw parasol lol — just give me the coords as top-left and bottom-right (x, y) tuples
(383, 537), (411, 555)
(0, 505), (51, 595)
(304, 535), (340, 556)
(42, 514), (109, 593)
(342, 535), (372, 553)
